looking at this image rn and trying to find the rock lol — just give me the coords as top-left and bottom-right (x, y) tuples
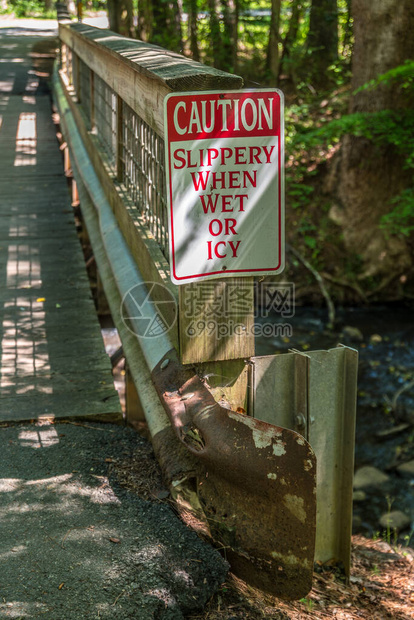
(353, 466), (390, 489)
(397, 459), (414, 479)
(379, 510), (411, 531)
(342, 326), (364, 342)
(353, 490), (367, 502)
(350, 575), (363, 584)
(370, 334), (382, 344)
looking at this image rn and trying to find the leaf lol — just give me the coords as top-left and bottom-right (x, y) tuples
(304, 236), (317, 249)
(109, 537), (121, 544)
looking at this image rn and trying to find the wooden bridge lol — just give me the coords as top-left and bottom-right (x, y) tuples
(0, 21), (358, 601)
(0, 25), (121, 423)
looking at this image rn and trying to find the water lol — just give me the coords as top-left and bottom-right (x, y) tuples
(256, 303), (414, 541)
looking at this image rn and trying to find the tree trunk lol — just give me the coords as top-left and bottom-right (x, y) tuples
(207, 0), (222, 68)
(107, 0), (134, 37)
(232, 0), (240, 72)
(152, 0), (183, 52)
(107, 0), (119, 33)
(279, 1), (302, 83)
(207, 0), (226, 69)
(266, 0), (281, 85)
(136, 0), (153, 42)
(306, 0), (338, 87)
(331, 0), (414, 284)
(221, 0), (238, 73)
(187, 0), (200, 61)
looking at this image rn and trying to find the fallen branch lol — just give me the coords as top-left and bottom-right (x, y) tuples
(391, 377), (414, 412)
(321, 272), (368, 303)
(287, 243), (335, 329)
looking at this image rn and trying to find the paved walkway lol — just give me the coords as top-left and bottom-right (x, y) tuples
(0, 23), (121, 422)
(0, 25), (229, 620)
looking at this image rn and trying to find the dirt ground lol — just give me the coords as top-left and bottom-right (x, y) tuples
(0, 420), (229, 619)
(2, 416), (413, 620)
(112, 427), (414, 620)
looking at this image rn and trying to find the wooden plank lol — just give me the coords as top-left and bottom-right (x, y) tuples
(178, 277), (255, 364)
(0, 61), (121, 423)
(1, 304), (101, 324)
(59, 23), (243, 138)
(0, 391), (121, 422)
(0, 370), (116, 394)
(1, 341), (109, 363)
(0, 284), (92, 303)
(196, 359), (250, 412)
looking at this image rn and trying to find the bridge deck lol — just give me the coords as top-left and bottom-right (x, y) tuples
(0, 26), (121, 422)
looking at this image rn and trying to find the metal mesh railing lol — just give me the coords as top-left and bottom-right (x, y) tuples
(120, 101), (169, 259)
(78, 58), (91, 128)
(65, 45), (73, 86)
(94, 74), (117, 170)
(61, 50), (169, 260)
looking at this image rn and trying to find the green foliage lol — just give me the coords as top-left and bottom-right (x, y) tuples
(287, 61), (414, 240)
(355, 60), (414, 94)
(299, 597), (315, 611)
(6, 0), (56, 18)
(381, 189), (414, 237)
(293, 109), (414, 166)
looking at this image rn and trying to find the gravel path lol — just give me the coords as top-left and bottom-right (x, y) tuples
(0, 421), (228, 619)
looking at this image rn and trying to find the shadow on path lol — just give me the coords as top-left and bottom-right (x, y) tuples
(0, 421), (228, 618)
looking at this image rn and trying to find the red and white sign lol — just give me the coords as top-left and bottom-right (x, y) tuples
(164, 89), (284, 285)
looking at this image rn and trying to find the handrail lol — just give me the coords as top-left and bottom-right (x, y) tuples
(60, 23), (243, 138)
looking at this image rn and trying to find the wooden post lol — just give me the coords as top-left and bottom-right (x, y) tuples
(116, 94), (124, 183)
(72, 179), (79, 206)
(60, 41), (65, 71)
(90, 69), (95, 131)
(178, 276), (255, 412)
(63, 145), (71, 176)
(74, 53), (80, 102)
(125, 362), (147, 425)
(96, 271), (111, 315)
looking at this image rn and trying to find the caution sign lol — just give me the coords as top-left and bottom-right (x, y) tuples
(164, 90), (284, 285)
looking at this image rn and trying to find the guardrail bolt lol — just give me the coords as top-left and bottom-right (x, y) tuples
(295, 414), (306, 429)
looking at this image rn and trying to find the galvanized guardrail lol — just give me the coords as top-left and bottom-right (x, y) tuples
(53, 23), (357, 599)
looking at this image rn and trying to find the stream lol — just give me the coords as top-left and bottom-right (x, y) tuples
(256, 302), (414, 545)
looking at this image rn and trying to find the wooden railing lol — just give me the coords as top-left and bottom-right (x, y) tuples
(53, 23), (357, 600)
(58, 24), (254, 380)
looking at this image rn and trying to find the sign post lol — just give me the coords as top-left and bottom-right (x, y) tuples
(164, 89), (284, 285)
